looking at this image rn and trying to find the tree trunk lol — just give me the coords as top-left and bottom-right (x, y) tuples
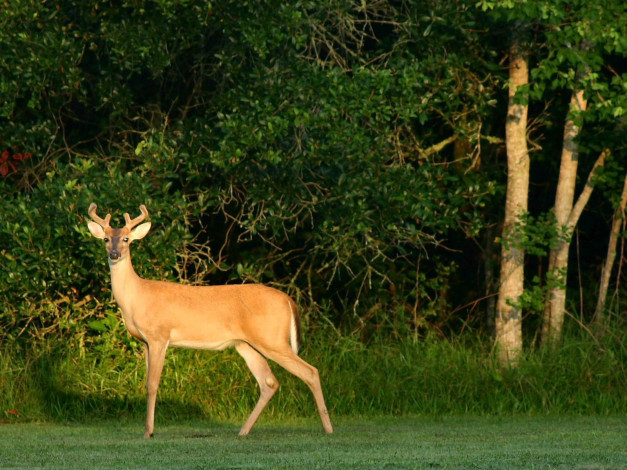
(496, 41), (529, 366)
(541, 88), (587, 345)
(594, 171), (627, 327)
(540, 109), (608, 347)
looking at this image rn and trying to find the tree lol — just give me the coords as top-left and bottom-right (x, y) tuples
(594, 172), (627, 328)
(541, 144), (607, 345)
(483, 0), (627, 353)
(496, 37), (529, 365)
(538, 1), (627, 345)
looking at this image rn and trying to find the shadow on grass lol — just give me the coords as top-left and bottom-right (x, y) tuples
(29, 351), (207, 425)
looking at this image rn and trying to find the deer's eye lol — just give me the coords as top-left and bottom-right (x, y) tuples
(104, 238), (110, 242)
(123, 237), (129, 242)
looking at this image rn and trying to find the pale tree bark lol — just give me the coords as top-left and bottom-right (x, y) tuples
(594, 171), (627, 328)
(496, 41), (529, 366)
(540, 101), (608, 346)
(541, 88), (586, 345)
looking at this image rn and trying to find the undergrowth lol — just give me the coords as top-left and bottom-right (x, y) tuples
(1, 327), (625, 425)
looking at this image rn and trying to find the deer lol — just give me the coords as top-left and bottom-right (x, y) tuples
(86, 203), (334, 438)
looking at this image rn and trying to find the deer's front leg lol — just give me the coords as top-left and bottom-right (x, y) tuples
(144, 340), (168, 438)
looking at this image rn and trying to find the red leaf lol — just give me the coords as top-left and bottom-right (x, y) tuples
(0, 161), (16, 176)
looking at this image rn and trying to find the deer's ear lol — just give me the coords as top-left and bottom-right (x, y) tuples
(88, 221), (106, 239)
(130, 222), (151, 241)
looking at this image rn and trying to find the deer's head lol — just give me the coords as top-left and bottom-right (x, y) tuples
(87, 203), (151, 263)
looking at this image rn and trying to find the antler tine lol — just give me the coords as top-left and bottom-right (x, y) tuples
(124, 204), (149, 230)
(88, 203), (111, 229)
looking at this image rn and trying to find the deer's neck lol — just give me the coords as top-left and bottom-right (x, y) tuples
(108, 256), (142, 314)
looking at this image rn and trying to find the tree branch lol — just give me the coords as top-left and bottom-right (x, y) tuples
(419, 134), (459, 160)
(566, 149), (609, 231)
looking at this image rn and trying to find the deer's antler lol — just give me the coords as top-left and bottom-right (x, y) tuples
(88, 203), (111, 229)
(124, 205), (149, 230)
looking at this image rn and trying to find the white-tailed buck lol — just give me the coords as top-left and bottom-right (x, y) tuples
(87, 203), (333, 437)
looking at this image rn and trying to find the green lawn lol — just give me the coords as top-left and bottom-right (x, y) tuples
(0, 416), (624, 469)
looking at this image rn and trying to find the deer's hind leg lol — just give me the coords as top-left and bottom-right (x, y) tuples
(235, 342), (279, 436)
(263, 347), (333, 434)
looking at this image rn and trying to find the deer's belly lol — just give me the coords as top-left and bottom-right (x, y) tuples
(169, 337), (237, 351)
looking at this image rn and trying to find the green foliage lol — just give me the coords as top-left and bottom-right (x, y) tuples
(1, 0), (503, 342)
(497, 211), (572, 316)
(0, 0), (212, 153)
(481, 0), (627, 149)
(500, 211), (569, 257)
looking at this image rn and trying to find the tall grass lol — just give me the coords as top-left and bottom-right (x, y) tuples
(320, 333), (625, 416)
(1, 328), (624, 425)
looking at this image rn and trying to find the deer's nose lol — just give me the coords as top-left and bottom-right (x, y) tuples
(109, 250), (121, 260)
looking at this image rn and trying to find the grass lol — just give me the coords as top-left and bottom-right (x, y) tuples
(1, 330), (625, 468)
(0, 416), (625, 469)
(2, 330), (625, 423)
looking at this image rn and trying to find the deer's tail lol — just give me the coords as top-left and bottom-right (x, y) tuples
(288, 298), (301, 355)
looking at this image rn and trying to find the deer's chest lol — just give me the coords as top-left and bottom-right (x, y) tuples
(120, 314), (144, 340)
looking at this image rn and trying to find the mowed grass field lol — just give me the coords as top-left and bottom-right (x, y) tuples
(0, 416), (625, 469)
